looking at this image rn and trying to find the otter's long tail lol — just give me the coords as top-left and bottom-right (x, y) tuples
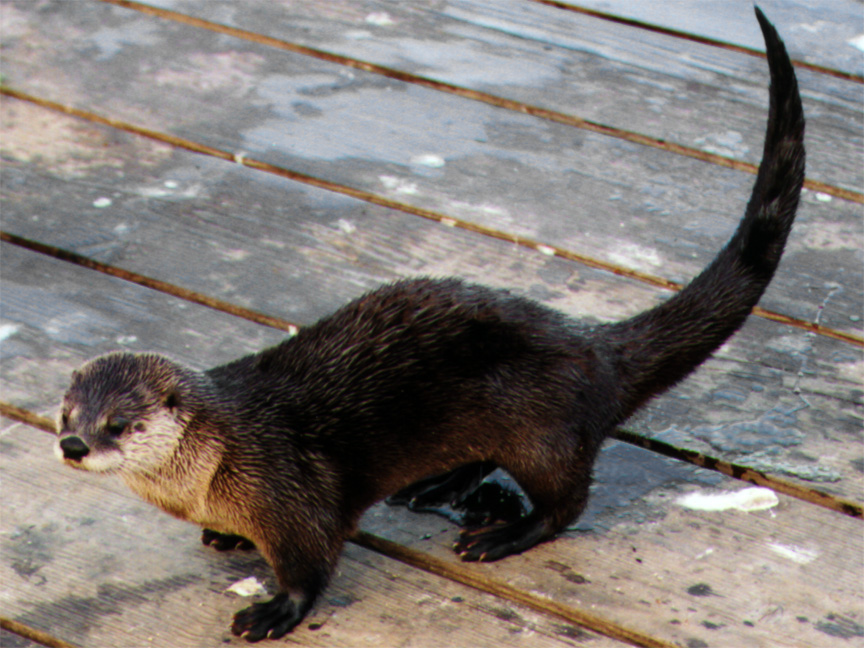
(607, 7), (805, 418)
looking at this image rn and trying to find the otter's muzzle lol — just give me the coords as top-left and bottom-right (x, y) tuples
(59, 436), (90, 461)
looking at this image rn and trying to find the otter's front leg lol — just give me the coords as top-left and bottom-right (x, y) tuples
(231, 590), (316, 642)
(230, 536), (332, 642)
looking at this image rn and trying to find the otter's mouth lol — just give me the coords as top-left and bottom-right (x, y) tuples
(53, 437), (122, 473)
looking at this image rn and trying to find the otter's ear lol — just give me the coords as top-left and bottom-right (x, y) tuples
(164, 391), (181, 412)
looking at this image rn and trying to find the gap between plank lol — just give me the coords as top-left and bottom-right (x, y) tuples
(3, 407), (673, 648)
(2, 90), (861, 350)
(529, 0), (864, 83)
(0, 617), (79, 648)
(94, 0), (863, 204)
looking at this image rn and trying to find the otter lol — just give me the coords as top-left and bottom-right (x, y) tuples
(55, 8), (804, 642)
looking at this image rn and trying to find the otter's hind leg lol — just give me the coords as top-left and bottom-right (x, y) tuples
(387, 461), (496, 511)
(453, 484), (589, 562)
(454, 438), (597, 562)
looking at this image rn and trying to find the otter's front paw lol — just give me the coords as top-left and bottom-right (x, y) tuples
(231, 592), (305, 642)
(202, 528), (255, 551)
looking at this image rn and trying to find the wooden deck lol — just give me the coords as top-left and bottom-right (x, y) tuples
(1, 1), (862, 646)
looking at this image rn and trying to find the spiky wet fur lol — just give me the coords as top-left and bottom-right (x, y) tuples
(55, 8), (804, 642)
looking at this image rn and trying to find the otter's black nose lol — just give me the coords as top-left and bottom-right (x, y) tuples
(60, 436), (90, 461)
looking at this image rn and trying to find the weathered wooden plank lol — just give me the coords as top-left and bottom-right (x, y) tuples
(3, 107), (861, 501)
(125, 0), (863, 190)
(1, 0), (861, 337)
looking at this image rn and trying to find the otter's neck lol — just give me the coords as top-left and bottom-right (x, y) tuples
(121, 400), (228, 528)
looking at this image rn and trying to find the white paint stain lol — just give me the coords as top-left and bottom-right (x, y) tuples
(93, 197), (112, 208)
(536, 245), (556, 257)
(694, 130), (749, 158)
(225, 576), (268, 597)
(768, 543), (818, 564)
(815, 192), (832, 203)
(676, 487), (779, 512)
(135, 183), (201, 200)
(410, 153), (445, 168)
(836, 359), (864, 384)
(767, 334), (811, 354)
(336, 219), (356, 235)
(379, 175), (418, 195)
(798, 20), (828, 34)
(607, 243), (662, 272)
(222, 249), (249, 262)
(479, 204), (506, 217)
(848, 34), (864, 51)
(0, 324), (19, 341)
(365, 12), (394, 27)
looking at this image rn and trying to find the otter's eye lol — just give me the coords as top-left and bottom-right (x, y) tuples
(164, 392), (180, 410)
(105, 418), (130, 437)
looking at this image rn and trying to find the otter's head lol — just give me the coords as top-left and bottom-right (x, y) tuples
(55, 352), (199, 476)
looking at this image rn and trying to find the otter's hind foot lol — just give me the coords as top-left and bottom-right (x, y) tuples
(388, 463), (525, 527)
(202, 529), (255, 551)
(454, 513), (552, 562)
(387, 461), (496, 510)
(231, 592), (305, 642)
(458, 481), (526, 527)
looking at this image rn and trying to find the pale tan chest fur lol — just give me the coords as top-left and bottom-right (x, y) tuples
(121, 440), (227, 531)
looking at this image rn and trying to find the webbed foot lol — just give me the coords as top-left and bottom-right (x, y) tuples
(231, 592), (305, 642)
(457, 481), (526, 527)
(453, 513), (552, 562)
(387, 461), (496, 511)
